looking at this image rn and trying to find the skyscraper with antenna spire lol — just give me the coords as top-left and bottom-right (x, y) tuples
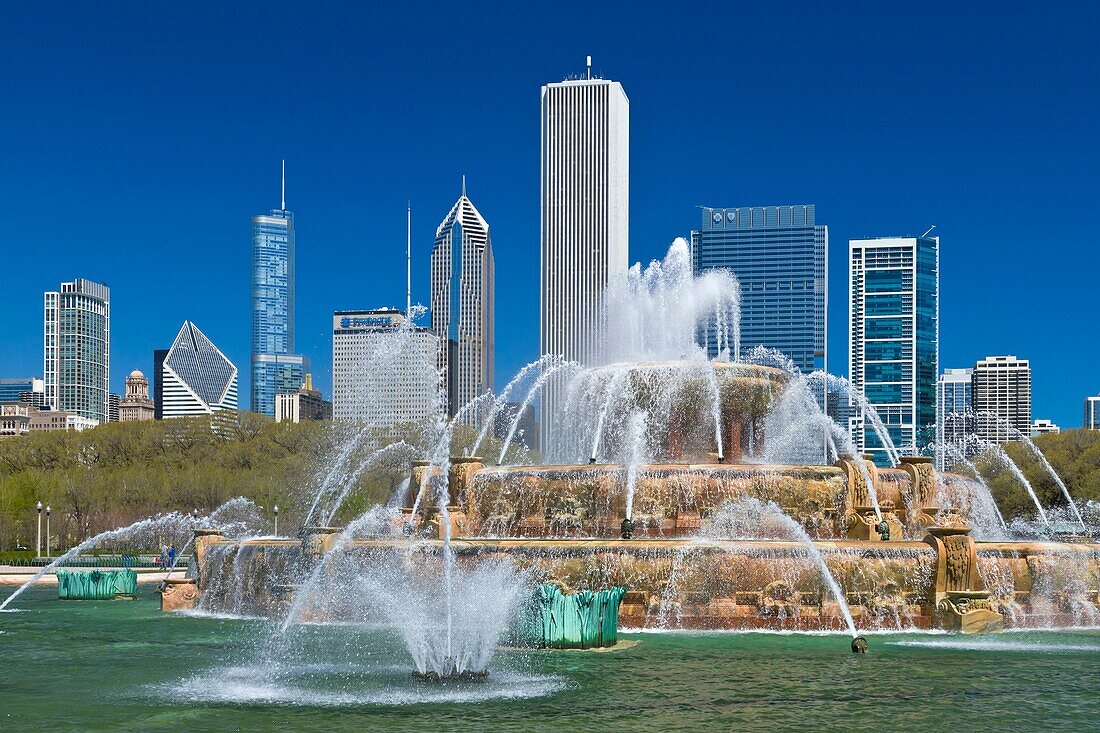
(431, 175), (494, 420)
(251, 160), (309, 416)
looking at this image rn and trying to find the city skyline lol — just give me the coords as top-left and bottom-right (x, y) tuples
(1, 3), (1098, 429)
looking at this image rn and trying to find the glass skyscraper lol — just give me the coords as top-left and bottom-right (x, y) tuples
(44, 278), (110, 424)
(690, 205), (827, 373)
(0, 378), (42, 403)
(936, 367), (973, 469)
(849, 236), (939, 466)
(251, 191), (308, 416)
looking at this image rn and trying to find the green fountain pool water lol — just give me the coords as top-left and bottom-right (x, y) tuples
(2, 586), (1098, 732)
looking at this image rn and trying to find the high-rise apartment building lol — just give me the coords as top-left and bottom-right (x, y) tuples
(848, 236), (939, 465)
(972, 355), (1031, 443)
(119, 370), (155, 422)
(1085, 395), (1100, 430)
(159, 321), (239, 418)
(540, 70), (629, 450)
(331, 309), (439, 434)
(44, 278), (110, 424)
(691, 205), (826, 372)
(251, 166), (309, 415)
(431, 178), (494, 419)
(936, 367), (973, 469)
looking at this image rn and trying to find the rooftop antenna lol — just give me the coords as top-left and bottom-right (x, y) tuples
(461, 174), (466, 197)
(921, 225), (937, 238)
(280, 159), (285, 211)
(586, 55), (592, 80)
(406, 201), (412, 318)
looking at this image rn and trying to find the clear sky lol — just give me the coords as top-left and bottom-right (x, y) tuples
(1, 1), (1097, 428)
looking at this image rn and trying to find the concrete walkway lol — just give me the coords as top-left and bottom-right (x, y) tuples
(0, 567), (175, 585)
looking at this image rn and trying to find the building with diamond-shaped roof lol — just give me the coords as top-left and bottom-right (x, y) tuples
(155, 321), (238, 418)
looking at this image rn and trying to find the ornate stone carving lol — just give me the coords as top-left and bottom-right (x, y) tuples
(159, 578), (199, 612)
(899, 456), (939, 530)
(924, 525), (1003, 633)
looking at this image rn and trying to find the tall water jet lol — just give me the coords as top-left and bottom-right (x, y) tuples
(602, 238), (741, 365)
(623, 411), (649, 523)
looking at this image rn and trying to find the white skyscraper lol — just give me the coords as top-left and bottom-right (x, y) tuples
(44, 278), (110, 424)
(540, 68), (630, 450)
(159, 321), (239, 418)
(431, 178), (494, 420)
(331, 309), (440, 439)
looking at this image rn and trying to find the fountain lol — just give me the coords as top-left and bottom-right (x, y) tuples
(167, 238), (1098, 689)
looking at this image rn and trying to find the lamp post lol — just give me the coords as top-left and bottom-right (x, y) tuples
(36, 501), (42, 558)
(45, 505), (51, 558)
(274, 505), (279, 537)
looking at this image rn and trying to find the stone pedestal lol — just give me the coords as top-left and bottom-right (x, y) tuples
(924, 524), (1003, 633)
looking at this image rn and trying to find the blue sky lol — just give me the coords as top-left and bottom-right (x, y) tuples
(1, 2), (1097, 427)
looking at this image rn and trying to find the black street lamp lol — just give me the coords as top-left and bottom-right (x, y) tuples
(36, 501), (43, 558)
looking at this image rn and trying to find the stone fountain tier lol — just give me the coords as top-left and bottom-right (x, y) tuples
(185, 533), (1100, 632)
(582, 360), (789, 462)
(411, 455), (940, 542)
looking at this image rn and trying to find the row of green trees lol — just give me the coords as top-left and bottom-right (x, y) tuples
(0, 414), (530, 552)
